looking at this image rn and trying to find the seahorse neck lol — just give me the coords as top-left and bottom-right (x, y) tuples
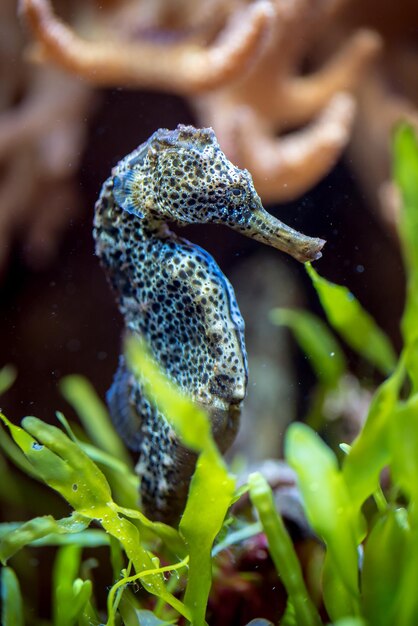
(133, 215), (173, 251)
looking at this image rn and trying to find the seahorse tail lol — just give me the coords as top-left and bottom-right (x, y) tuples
(137, 402), (241, 524)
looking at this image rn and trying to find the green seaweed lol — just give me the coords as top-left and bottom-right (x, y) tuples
(248, 472), (321, 626)
(60, 375), (132, 466)
(342, 358), (405, 509)
(285, 423), (360, 619)
(270, 308), (346, 388)
(0, 365), (16, 396)
(362, 508), (410, 626)
(285, 124), (418, 624)
(305, 263), (397, 376)
(0, 513), (90, 562)
(52, 545), (94, 626)
(270, 308), (348, 430)
(0, 412), (189, 621)
(1, 566), (24, 626)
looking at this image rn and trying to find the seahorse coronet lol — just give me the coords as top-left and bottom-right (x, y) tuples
(94, 124), (324, 523)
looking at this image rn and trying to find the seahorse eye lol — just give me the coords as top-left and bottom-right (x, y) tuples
(229, 186), (247, 207)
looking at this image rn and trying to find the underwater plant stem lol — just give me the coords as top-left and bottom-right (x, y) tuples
(180, 442), (236, 626)
(212, 521), (262, 557)
(373, 486), (388, 514)
(249, 472), (322, 626)
(99, 514), (190, 621)
(106, 556), (189, 626)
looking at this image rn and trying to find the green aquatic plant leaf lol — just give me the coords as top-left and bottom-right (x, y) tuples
(0, 524), (108, 548)
(342, 358), (405, 511)
(9, 414), (113, 509)
(0, 455), (26, 508)
(394, 125), (418, 391)
(60, 375), (131, 466)
(381, 125), (418, 625)
(322, 556), (360, 622)
(285, 423), (360, 619)
(211, 521), (262, 557)
(0, 513), (90, 563)
(1, 566), (24, 626)
(125, 335), (236, 626)
(248, 472), (321, 626)
(362, 508), (409, 626)
(390, 526), (418, 624)
(0, 416), (40, 480)
(270, 307), (346, 387)
(56, 411), (138, 509)
(305, 263), (397, 376)
(0, 412), (189, 621)
(394, 124), (418, 285)
(109, 503), (186, 556)
(115, 591), (143, 626)
(0, 365), (16, 396)
(107, 556), (189, 626)
(180, 444), (236, 625)
(52, 544), (93, 626)
(389, 394), (418, 515)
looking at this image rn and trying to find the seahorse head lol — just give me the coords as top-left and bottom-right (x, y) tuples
(114, 124), (325, 263)
(146, 125), (257, 223)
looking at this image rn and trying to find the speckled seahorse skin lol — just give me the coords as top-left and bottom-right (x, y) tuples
(93, 124), (325, 524)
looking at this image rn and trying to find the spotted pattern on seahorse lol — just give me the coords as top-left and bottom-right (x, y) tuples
(93, 124), (324, 524)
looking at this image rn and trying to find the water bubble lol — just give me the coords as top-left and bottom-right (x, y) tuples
(32, 442), (43, 451)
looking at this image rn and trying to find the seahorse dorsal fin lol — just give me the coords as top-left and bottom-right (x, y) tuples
(113, 169), (144, 218)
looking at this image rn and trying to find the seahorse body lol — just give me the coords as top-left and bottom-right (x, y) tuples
(93, 125), (324, 524)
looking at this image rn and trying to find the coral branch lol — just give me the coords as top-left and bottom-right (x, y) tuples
(0, 69), (88, 162)
(276, 29), (382, 126)
(19, 0), (273, 94)
(235, 93), (355, 202)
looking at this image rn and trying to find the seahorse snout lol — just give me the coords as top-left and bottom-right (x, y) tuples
(229, 202), (325, 263)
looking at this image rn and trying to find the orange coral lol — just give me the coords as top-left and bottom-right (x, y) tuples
(0, 0), (91, 271)
(19, 0), (273, 93)
(194, 1), (381, 201)
(19, 0), (382, 205)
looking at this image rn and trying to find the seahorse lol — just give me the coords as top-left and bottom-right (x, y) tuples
(93, 124), (324, 524)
